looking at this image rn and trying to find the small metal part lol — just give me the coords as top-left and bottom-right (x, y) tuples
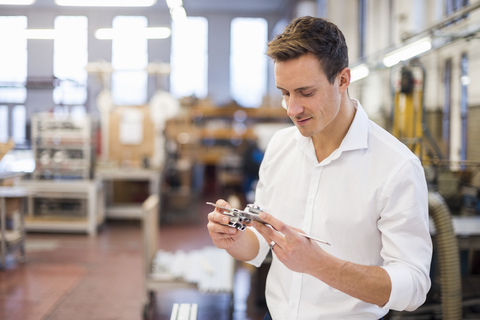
(206, 202), (267, 231)
(207, 201), (330, 246)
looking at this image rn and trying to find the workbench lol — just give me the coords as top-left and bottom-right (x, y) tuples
(96, 168), (161, 219)
(15, 179), (104, 236)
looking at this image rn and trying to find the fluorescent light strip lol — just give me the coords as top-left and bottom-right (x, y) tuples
(144, 27), (171, 39)
(170, 7), (187, 21)
(95, 27), (171, 40)
(350, 64), (369, 83)
(166, 0), (186, 21)
(166, 0), (182, 9)
(0, 0), (35, 4)
(383, 37), (432, 67)
(55, 0), (156, 7)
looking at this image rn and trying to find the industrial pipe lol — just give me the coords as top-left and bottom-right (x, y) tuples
(429, 190), (462, 319)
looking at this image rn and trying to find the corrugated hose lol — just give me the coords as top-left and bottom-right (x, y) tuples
(429, 190), (462, 319)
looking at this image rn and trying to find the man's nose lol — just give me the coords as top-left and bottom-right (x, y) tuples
(286, 96), (304, 117)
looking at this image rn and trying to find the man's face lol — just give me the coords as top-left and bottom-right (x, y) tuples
(275, 53), (342, 139)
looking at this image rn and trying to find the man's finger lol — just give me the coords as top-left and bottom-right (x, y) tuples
(214, 199), (231, 212)
(253, 213), (287, 244)
(256, 211), (307, 245)
(259, 211), (297, 237)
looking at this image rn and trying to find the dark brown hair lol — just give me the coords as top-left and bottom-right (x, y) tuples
(266, 16), (349, 84)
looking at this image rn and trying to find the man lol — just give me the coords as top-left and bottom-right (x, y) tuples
(207, 16), (432, 319)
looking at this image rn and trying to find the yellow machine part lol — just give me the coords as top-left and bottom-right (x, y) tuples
(393, 87), (424, 158)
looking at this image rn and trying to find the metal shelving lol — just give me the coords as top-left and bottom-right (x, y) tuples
(17, 113), (104, 236)
(31, 113), (93, 180)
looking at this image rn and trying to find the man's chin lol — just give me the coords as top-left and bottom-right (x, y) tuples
(295, 126), (313, 138)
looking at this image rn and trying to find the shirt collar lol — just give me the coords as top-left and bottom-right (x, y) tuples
(339, 99), (369, 152)
(294, 99), (369, 163)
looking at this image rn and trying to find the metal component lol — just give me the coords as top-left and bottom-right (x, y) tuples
(297, 232), (331, 246)
(206, 202), (268, 231)
(207, 202), (330, 246)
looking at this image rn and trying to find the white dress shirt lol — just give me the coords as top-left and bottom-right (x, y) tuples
(247, 100), (432, 320)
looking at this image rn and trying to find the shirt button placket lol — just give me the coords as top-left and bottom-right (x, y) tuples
(303, 166), (322, 234)
(287, 272), (302, 319)
(288, 166), (323, 319)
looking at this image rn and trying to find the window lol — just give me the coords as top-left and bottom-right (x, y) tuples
(460, 53), (468, 164)
(12, 105), (26, 144)
(53, 16), (88, 109)
(445, 0), (469, 22)
(0, 106), (7, 143)
(170, 16), (208, 99)
(112, 16), (148, 105)
(445, 0), (469, 14)
(358, 0), (366, 60)
(0, 16), (27, 103)
(443, 59), (452, 157)
(0, 16), (27, 145)
(230, 18), (268, 108)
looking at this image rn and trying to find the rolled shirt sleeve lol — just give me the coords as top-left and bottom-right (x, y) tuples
(245, 226), (271, 267)
(244, 155), (272, 268)
(378, 159), (432, 311)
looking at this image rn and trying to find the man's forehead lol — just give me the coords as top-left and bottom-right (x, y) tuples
(274, 54), (324, 74)
(274, 56), (327, 88)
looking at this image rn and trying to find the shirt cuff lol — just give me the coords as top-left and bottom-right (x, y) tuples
(381, 264), (426, 311)
(245, 227), (270, 267)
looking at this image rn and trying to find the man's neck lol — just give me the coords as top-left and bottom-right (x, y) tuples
(312, 98), (357, 163)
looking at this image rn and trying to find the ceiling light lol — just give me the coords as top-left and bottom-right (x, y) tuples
(0, 0), (35, 4)
(95, 27), (171, 40)
(144, 27), (171, 39)
(170, 7), (187, 21)
(350, 64), (369, 83)
(166, 0), (182, 8)
(55, 0), (156, 7)
(383, 37), (432, 67)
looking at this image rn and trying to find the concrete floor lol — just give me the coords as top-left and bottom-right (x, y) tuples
(0, 216), (268, 320)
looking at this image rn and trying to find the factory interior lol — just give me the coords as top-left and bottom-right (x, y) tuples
(1, 0), (480, 319)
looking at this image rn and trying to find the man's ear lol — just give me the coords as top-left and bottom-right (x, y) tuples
(338, 67), (351, 93)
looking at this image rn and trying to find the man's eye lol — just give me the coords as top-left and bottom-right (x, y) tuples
(302, 92), (314, 97)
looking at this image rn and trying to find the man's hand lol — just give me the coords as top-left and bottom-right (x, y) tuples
(252, 210), (327, 275)
(207, 199), (244, 249)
